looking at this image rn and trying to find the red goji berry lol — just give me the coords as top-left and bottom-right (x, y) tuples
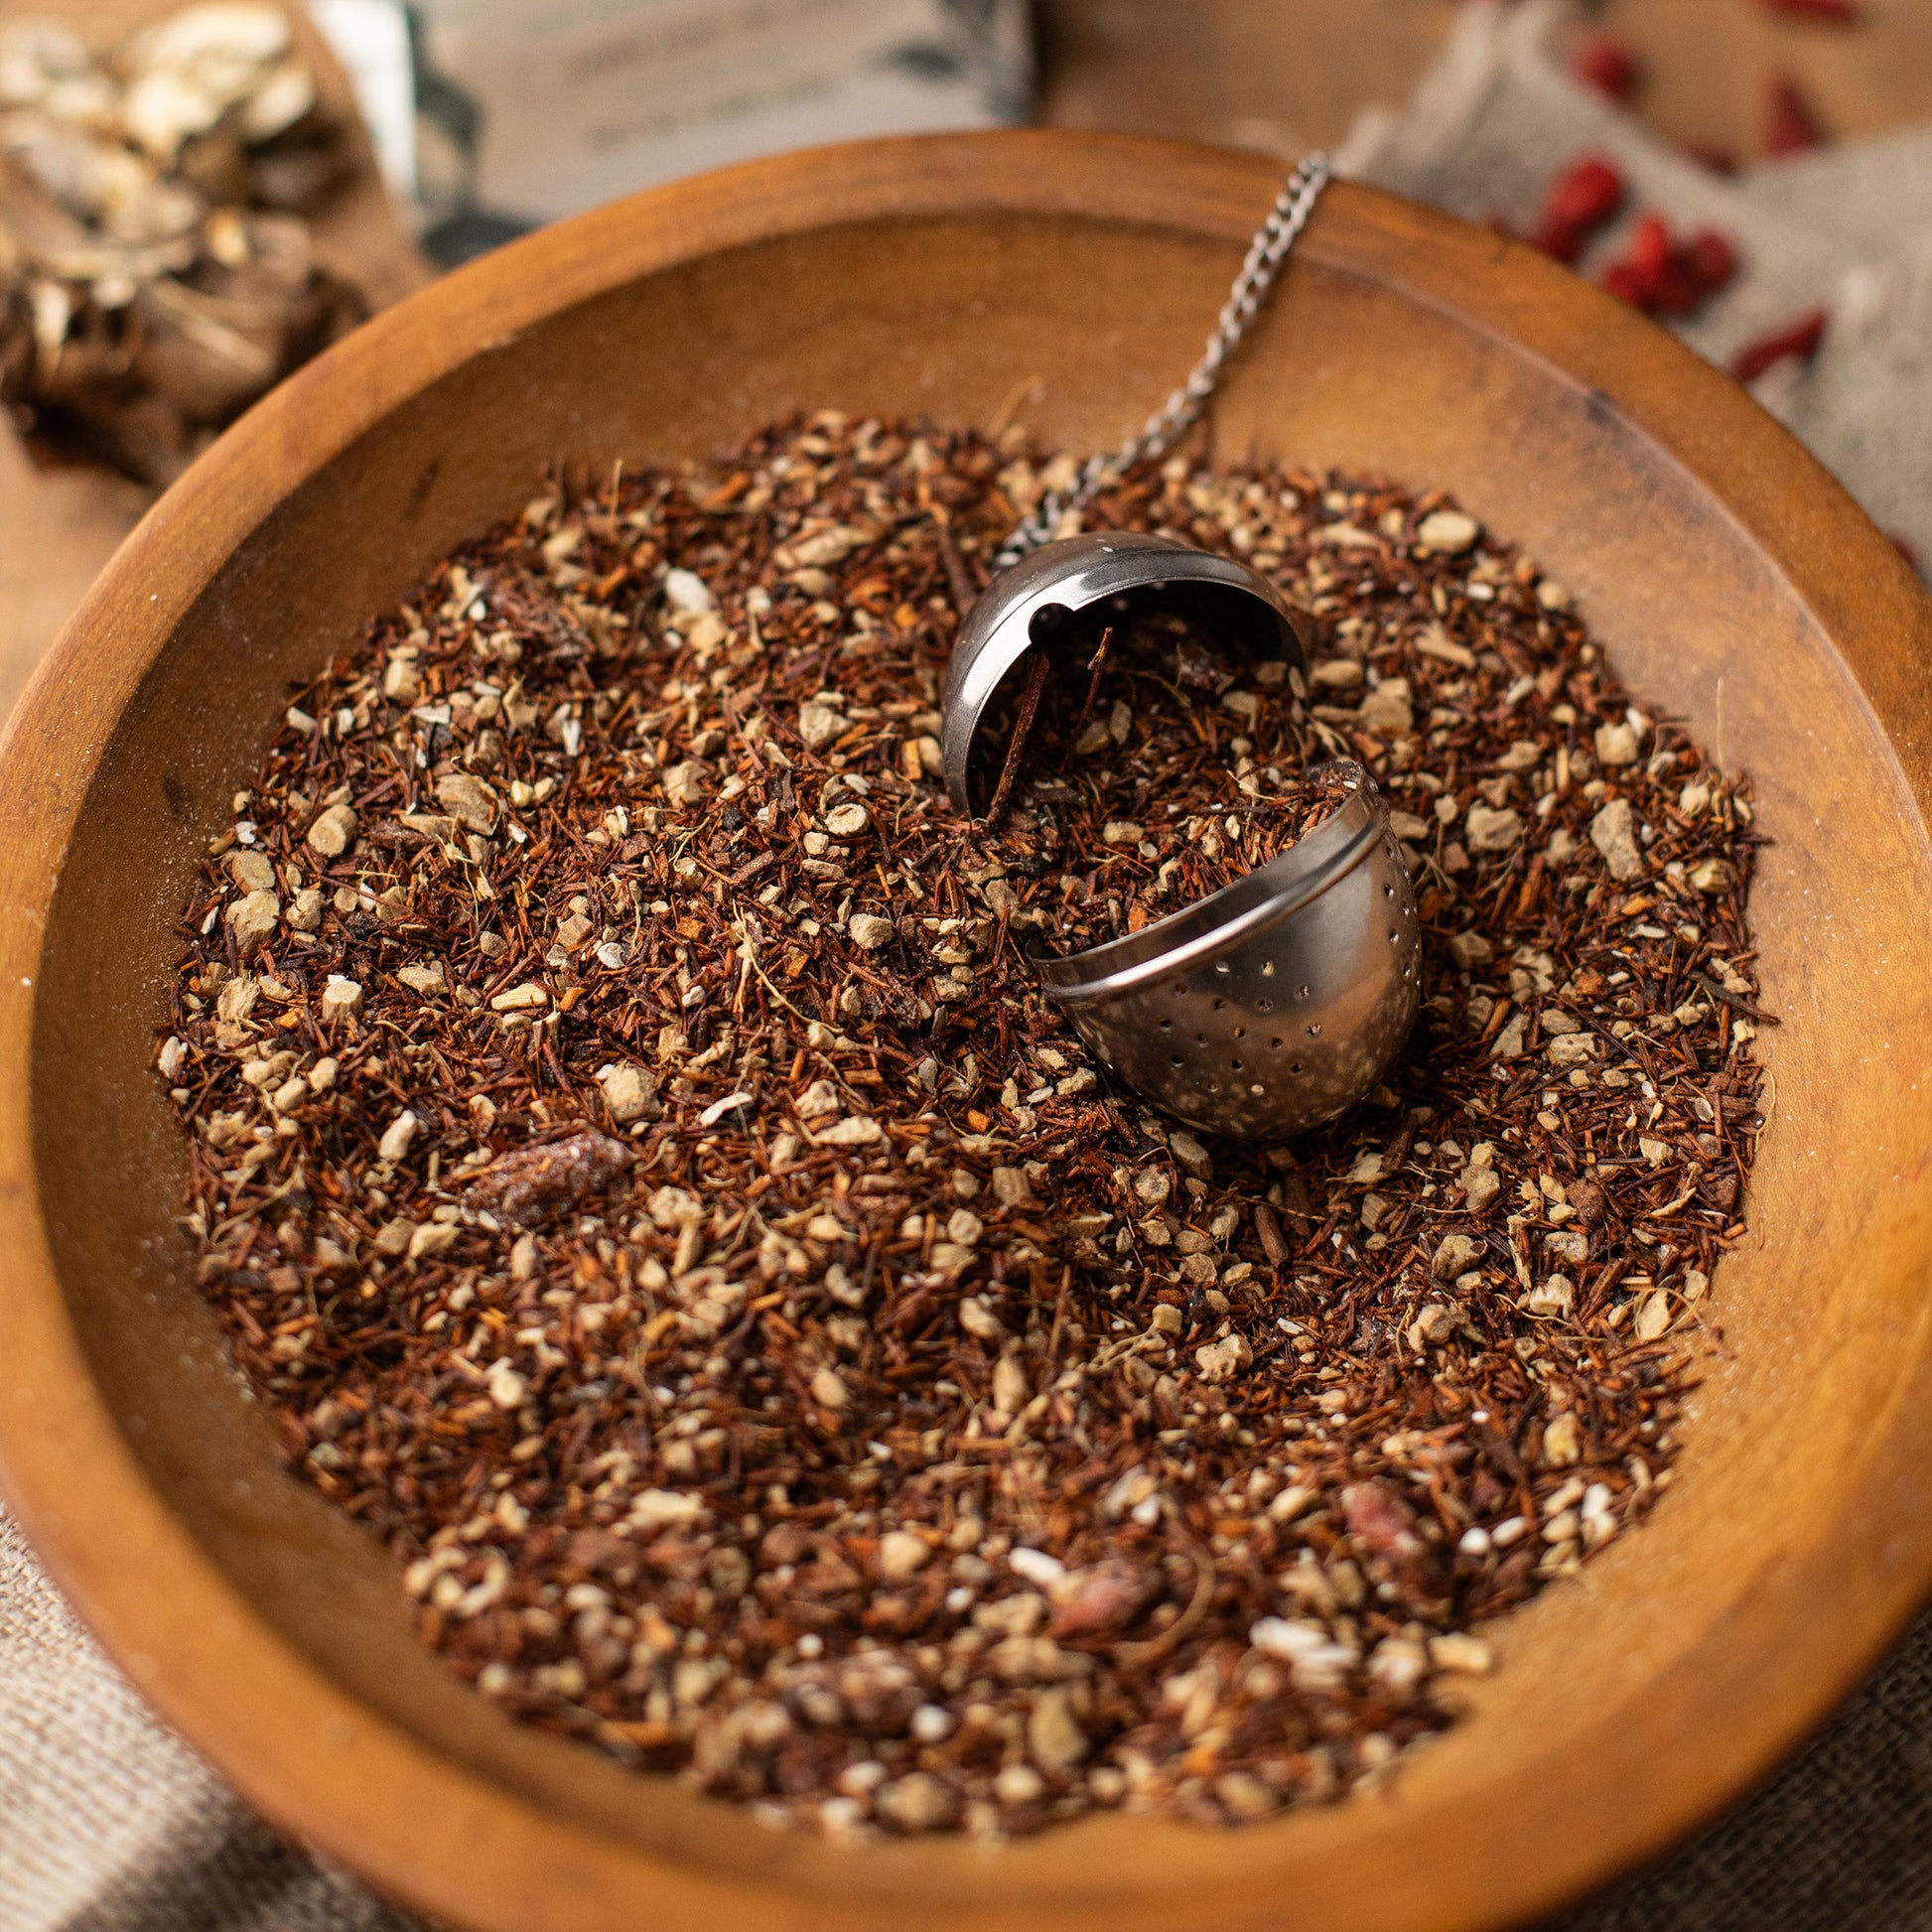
(1687, 229), (1740, 297)
(1729, 308), (1829, 382)
(1767, 76), (1826, 155)
(1574, 32), (1642, 100)
(1682, 143), (1740, 176)
(1522, 155), (1626, 265)
(1545, 155), (1626, 232)
(1531, 220), (1585, 265)
(1598, 213), (1744, 320)
(1630, 213), (1672, 277)
(1599, 262), (1648, 309)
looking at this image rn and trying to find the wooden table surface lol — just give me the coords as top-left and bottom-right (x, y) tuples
(10, 0), (1932, 716)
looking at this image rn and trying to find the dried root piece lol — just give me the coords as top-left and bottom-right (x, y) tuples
(0, 5), (365, 484)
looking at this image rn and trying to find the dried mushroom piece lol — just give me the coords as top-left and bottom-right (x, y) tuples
(0, 4), (364, 485)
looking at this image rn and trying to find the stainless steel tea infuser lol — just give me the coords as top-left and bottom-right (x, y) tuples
(940, 530), (1310, 812)
(939, 152), (1423, 1141)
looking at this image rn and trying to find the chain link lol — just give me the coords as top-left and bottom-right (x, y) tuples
(991, 152), (1333, 574)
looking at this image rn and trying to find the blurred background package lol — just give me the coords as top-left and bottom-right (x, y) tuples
(312, 0), (1033, 262)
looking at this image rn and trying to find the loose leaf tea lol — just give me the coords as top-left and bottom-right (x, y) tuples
(990, 611), (1350, 951)
(161, 414), (1765, 1839)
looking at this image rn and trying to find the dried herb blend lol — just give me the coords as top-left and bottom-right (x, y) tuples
(163, 414), (1766, 1839)
(973, 607), (1349, 953)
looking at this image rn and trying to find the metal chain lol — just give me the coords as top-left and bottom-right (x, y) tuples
(992, 152), (1333, 574)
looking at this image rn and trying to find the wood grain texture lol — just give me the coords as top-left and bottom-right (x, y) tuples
(0, 131), (1928, 1932)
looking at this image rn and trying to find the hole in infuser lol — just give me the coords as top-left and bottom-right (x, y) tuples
(1028, 602), (1072, 645)
(1214, 961), (1231, 977)
(1260, 961), (1277, 978)
(1291, 1061), (1305, 1075)
(1308, 1023), (1323, 1037)
(1297, 983), (1311, 1000)
(1232, 1025), (1246, 1038)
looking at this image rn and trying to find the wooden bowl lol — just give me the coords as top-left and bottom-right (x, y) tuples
(2, 131), (1929, 1932)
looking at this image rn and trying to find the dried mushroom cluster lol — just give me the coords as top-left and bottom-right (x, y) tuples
(0, 4), (363, 483)
(163, 416), (1765, 1839)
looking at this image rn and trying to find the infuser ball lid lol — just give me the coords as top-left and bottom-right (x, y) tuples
(941, 531), (1311, 814)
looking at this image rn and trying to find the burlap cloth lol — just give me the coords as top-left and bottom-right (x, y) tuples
(8, 6), (1932, 1924)
(1338, 0), (1932, 565)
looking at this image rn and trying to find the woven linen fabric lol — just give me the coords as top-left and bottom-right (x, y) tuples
(8, 1493), (1932, 1932)
(0, 1509), (411, 1932)
(1556, 1608), (1932, 1932)
(1338, 0), (1932, 566)
(9, 6), (1932, 1926)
